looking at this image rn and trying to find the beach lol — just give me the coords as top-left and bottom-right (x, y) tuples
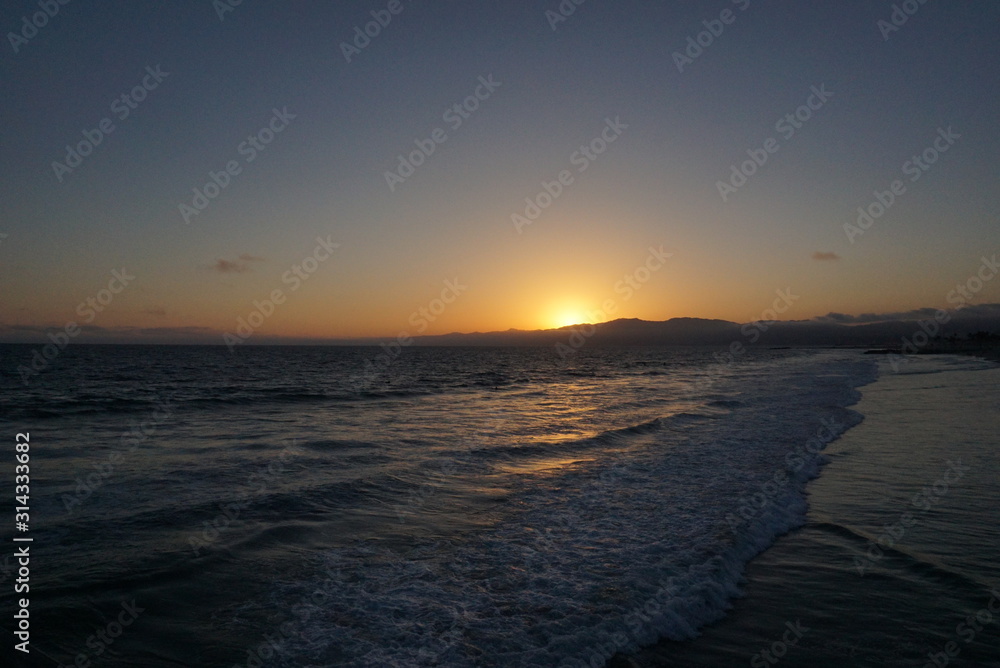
(624, 354), (1000, 667)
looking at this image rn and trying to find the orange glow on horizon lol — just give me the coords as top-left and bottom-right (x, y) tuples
(542, 300), (596, 330)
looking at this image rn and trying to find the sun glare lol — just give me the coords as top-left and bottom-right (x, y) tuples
(550, 310), (589, 329)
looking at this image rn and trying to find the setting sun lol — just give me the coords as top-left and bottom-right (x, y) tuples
(548, 308), (591, 330)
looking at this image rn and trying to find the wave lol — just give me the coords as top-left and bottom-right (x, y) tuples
(261, 353), (879, 667)
(810, 520), (995, 594)
(4, 386), (448, 420)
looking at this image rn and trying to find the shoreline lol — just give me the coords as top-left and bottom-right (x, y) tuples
(862, 344), (1000, 363)
(931, 346), (1000, 362)
(614, 353), (1000, 667)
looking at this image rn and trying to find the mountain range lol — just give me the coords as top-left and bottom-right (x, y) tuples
(413, 304), (1000, 348)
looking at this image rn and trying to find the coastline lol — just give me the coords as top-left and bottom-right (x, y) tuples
(616, 353), (1000, 667)
(912, 343), (998, 363)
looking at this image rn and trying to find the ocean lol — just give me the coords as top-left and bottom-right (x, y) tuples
(0, 344), (996, 667)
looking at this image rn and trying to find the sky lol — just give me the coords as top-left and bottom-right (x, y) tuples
(1, 0), (998, 343)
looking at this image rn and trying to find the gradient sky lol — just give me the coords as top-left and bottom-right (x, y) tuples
(2, 1), (998, 342)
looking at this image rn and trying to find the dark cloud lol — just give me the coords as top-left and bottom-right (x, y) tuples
(811, 251), (841, 261)
(954, 303), (1000, 318)
(213, 258), (251, 273)
(813, 304), (1000, 324)
(814, 312), (853, 323)
(208, 254), (265, 273)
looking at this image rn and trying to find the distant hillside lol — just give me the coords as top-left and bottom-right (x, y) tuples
(412, 308), (1000, 348)
(3, 305), (997, 348)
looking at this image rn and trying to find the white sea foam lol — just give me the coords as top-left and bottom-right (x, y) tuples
(265, 352), (877, 667)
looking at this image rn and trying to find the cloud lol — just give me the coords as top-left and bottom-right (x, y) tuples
(213, 259), (250, 273)
(813, 303), (1000, 324)
(814, 312), (853, 323)
(207, 254), (266, 273)
(143, 308), (167, 317)
(953, 303), (1000, 319)
(811, 251), (841, 261)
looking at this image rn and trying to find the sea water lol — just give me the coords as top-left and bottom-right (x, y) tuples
(0, 344), (916, 666)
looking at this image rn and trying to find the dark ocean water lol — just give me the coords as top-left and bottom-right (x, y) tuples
(0, 344), (993, 667)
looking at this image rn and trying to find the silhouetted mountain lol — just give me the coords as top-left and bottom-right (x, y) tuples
(412, 306), (1000, 348)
